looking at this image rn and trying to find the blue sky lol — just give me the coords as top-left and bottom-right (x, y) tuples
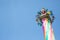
(0, 0), (60, 40)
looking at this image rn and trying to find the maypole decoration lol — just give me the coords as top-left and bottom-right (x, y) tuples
(36, 8), (55, 40)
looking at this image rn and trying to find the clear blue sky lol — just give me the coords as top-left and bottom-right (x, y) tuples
(0, 0), (60, 40)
